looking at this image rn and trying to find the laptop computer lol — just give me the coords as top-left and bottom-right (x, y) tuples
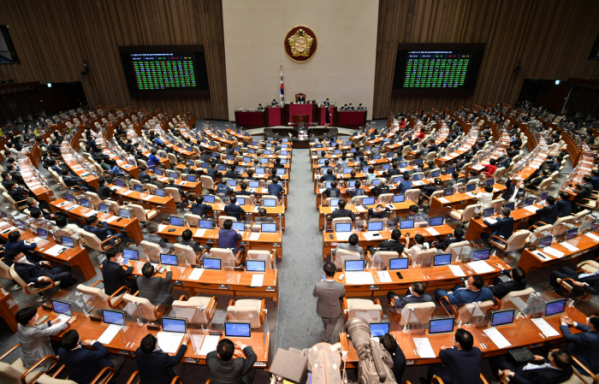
(224, 322), (251, 338)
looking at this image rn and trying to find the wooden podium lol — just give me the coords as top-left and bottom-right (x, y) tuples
(292, 115), (309, 124)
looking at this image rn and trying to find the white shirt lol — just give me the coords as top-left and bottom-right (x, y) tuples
(477, 192), (493, 208)
(509, 187), (520, 202)
(522, 362), (560, 371)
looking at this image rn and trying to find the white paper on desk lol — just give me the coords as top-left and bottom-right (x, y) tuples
(377, 270), (392, 283)
(46, 245), (68, 257)
(524, 206), (540, 213)
(142, 194), (154, 201)
(485, 218), (498, 225)
(363, 231), (382, 241)
(251, 274), (264, 287)
(195, 229), (207, 237)
(542, 247), (565, 258)
(355, 205), (366, 212)
(484, 327), (511, 349)
(0, 226), (18, 235)
(156, 332), (184, 353)
(425, 227), (440, 236)
(121, 190), (133, 196)
(585, 232), (599, 242)
(106, 216), (120, 223)
(98, 324), (121, 345)
(335, 232), (351, 241)
(158, 224), (167, 232)
(52, 314), (72, 327)
(533, 250), (551, 260)
(413, 338), (436, 358)
(249, 232), (261, 241)
(467, 260), (495, 274)
(83, 210), (98, 217)
(438, 197), (450, 204)
(531, 318), (560, 337)
(199, 335), (220, 356)
(559, 242), (579, 252)
(188, 268), (204, 281)
(345, 272), (375, 285)
(413, 181), (424, 186)
(449, 265), (466, 277)
(466, 192), (476, 197)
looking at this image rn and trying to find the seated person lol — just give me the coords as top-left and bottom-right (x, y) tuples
(191, 196), (213, 218)
(481, 158), (497, 178)
(59, 329), (120, 384)
(534, 195), (559, 224)
(556, 191), (572, 217)
(165, 178), (188, 201)
(178, 228), (202, 253)
(489, 349), (573, 384)
(329, 199), (355, 222)
(481, 207), (514, 243)
(84, 215), (129, 244)
(559, 314), (599, 377)
(372, 179), (391, 197)
(490, 267), (527, 299)
(549, 266), (599, 297)
(424, 329), (482, 384)
(237, 182), (254, 197)
(144, 222), (172, 249)
(380, 333), (406, 383)
(224, 196), (246, 221)
(320, 169), (337, 182)
(137, 262), (174, 306)
(526, 169), (550, 190)
(253, 208), (275, 224)
(224, 165), (240, 180)
(404, 234), (428, 258)
(6, 181), (30, 208)
(419, 178), (441, 203)
(475, 185), (494, 208)
(102, 247), (137, 296)
(4, 231), (40, 266)
(387, 281), (434, 310)
(432, 228), (465, 251)
(348, 180), (366, 197)
(267, 177), (285, 200)
(368, 204), (390, 219)
(397, 173), (413, 194)
(218, 219), (244, 256)
(10, 250), (78, 289)
(136, 333), (189, 384)
(405, 205), (427, 223)
(206, 338), (257, 384)
(434, 275), (493, 305)
(332, 233), (364, 258)
(323, 181), (341, 198)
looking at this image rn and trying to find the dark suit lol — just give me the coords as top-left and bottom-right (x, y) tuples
(549, 267), (599, 296)
(14, 256), (74, 288)
(397, 180), (413, 194)
(102, 259), (136, 296)
(489, 356), (573, 384)
(218, 228), (243, 255)
(4, 240), (37, 267)
(556, 200), (572, 217)
(206, 346), (257, 384)
(535, 204), (559, 224)
(387, 292), (433, 309)
(58, 342), (113, 384)
(490, 275), (527, 299)
(98, 184), (112, 200)
(313, 280), (345, 342)
(376, 239), (404, 254)
(433, 236), (463, 251)
(224, 204), (246, 221)
(136, 343), (187, 384)
(192, 203), (213, 217)
(428, 346), (482, 384)
(574, 182), (593, 205)
(561, 323), (599, 376)
(84, 222), (111, 241)
(137, 271), (174, 306)
(330, 208), (355, 222)
(481, 216), (514, 242)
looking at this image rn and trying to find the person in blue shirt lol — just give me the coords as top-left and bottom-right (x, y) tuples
(267, 176), (285, 200)
(58, 330), (117, 384)
(224, 196), (246, 221)
(434, 275), (494, 305)
(397, 173), (413, 194)
(560, 314), (599, 377)
(218, 219), (244, 256)
(216, 179), (232, 202)
(108, 160), (125, 177)
(349, 180), (366, 197)
(320, 168), (337, 182)
(84, 215), (130, 244)
(147, 149), (161, 171)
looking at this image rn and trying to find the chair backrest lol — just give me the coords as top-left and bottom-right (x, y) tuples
(9, 264), (27, 288)
(0, 259), (11, 280)
(173, 244), (198, 265)
(208, 248), (235, 262)
(377, 193), (394, 204)
(457, 300), (494, 324)
(411, 247), (437, 266)
(2, 192), (18, 210)
(346, 298), (383, 322)
(201, 175), (215, 189)
(332, 217), (352, 226)
(334, 249), (361, 270)
(263, 195), (279, 205)
(79, 229), (103, 252)
(461, 204), (481, 222)
(504, 230), (531, 253)
(171, 297), (214, 325)
(551, 215), (575, 236)
(499, 287), (536, 309)
(123, 294), (160, 321)
(399, 302), (437, 326)
(141, 240), (161, 262)
(574, 209), (590, 222)
(128, 204), (149, 222)
(246, 250), (273, 269)
(165, 187), (182, 203)
(538, 177), (553, 191)
(103, 199), (120, 215)
(218, 215), (237, 228)
(405, 189), (420, 203)
(227, 300), (264, 328)
(184, 213), (201, 227)
(490, 198), (504, 211)
(446, 241), (471, 261)
(371, 251), (400, 269)
(350, 196), (367, 205)
(85, 191), (102, 208)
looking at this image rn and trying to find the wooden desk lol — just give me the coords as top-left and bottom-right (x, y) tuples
(20, 165), (55, 205)
(61, 150), (100, 190)
(464, 204), (543, 241)
(430, 185), (507, 209)
(318, 201), (416, 231)
(0, 222), (96, 280)
(109, 185), (177, 215)
(199, 202), (286, 231)
(50, 199), (144, 245)
(0, 289), (19, 332)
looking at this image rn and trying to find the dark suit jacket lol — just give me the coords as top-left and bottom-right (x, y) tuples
(393, 293), (433, 309)
(377, 239), (404, 254)
(574, 182), (593, 203)
(438, 346), (482, 384)
(4, 240), (37, 266)
(137, 271), (174, 306)
(84, 222), (111, 241)
(511, 359), (573, 384)
(218, 229), (242, 255)
(206, 346), (257, 384)
(561, 323), (599, 375)
(556, 200), (572, 217)
(330, 208), (355, 222)
(136, 344), (187, 384)
(484, 217), (514, 239)
(224, 204), (245, 221)
(490, 278), (527, 299)
(536, 204), (559, 224)
(58, 342), (112, 384)
(98, 185), (112, 200)
(192, 203), (213, 217)
(313, 280), (345, 318)
(13, 257), (57, 286)
(102, 259), (133, 296)
(207, 168), (221, 179)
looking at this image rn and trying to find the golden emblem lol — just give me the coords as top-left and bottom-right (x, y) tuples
(288, 29), (314, 57)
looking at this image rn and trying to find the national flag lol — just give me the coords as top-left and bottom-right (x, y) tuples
(280, 64), (285, 104)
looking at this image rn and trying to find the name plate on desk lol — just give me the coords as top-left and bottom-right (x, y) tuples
(254, 362), (267, 367)
(185, 358), (198, 364)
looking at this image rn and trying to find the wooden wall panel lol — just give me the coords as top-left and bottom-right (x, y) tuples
(374, 0), (599, 118)
(0, 0), (228, 121)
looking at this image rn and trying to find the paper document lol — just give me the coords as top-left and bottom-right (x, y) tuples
(345, 272), (375, 285)
(106, 216), (120, 223)
(98, 324), (121, 345)
(438, 197), (450, 204)
(524, 206), (540, 213)
(335, 232), (351, 241)
(46, 245), (68, 257)
(425, 227), (440, 236)
(363, 232), (382, 241)
(542, 247), (565, 258)
(584, 232), (599, 242)
(484, 218), (497, 225)
(199, 335), (220, 356)
(158, 224), (167, 232)
(413, 181), (424, 186)
(413, 338), (436, 358)
(466, 192), (476, 198)
(83, 210), (98, 217)
(449, 265), (466, 277)
(483, 327), (511, 349)
(467, 260), (495, 274)
(195, 229), (207, 237)
(188, 268), (204, 281)
(251, 274), (264, 287)
(531, 318), (560, 337)
(121, 190), (133, 196)
(249, 232), (261, 241)
(156, 332), (184, 353)
(52, 314), (72, 327)
(142, 194), (154, 201)
(377, 270), (392, 283)
(355, 205), (366, 212)
(559, 242), (579, 252)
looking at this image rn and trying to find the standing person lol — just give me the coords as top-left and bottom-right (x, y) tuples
(136, 333), (189, 384)
(313, 262), (345, 343)
(16, 307), (77, 371)
(207, 338), (257, 384)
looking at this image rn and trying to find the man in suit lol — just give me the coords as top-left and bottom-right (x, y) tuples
(144, 223), (172, 249)
(97, 177), (113, 200)
(481, 207), (514, 243)
(501, 179), (525, 202)
(218, 219), (244, 256)
(136, 333), (189, 384)
(191, 195), (213, 218)
(489, 349), (573, 384)
(331, 233), (364, 258)
(534, 195), (559, 225)
(5, 181), (30, 208)
(102, 247), (137, 296)
(372, 179), (391, 197)
(573, 175), (594, 210)
(267, 177), (285, 200)
(557, 192), (572, 217)
(549, 266), (599, 297)
(207, 162), (222, 179)
(329, 199), (355, 222)
(137, 262), (174, 306)
(60, 168), (90, 191)
(207, 338), (257, 384)
(178, 229), (203, 253)
(313, 262), (345, 343)
(434, 275), (494, 305)
(10, 251), (77, 289)
(423, 329), (482, 384)
(224, 196), (246, 221)
(367, 229), (405, 256)
(433, 228), (465, 251)
(58, 329), (118, 384)
(397, 173), (413, 194)
(560, 314), (599, 377)
(323, 181), (341, 198)
(224, 165), (240, 180)
(84, 215), (130, 244)
(387, 282), (433, 310)
(380, 334), (406, 383)
(4, 231), (41, 267)
(321, 168), (337, 182)
(490, 267), (527, 299)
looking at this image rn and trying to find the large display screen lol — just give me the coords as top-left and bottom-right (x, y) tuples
(119, 45), (209, 98)
(392, 44), (485, 96)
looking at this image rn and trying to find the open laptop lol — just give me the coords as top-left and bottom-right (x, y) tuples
(428, 317), (455, 335)
(170, 216), (184, 227)
(203, 258), (222, 270)
(61, 236), (75, 249)
(490, 309), (515, 327)
(199, 220), (213, 229)
(160, 254), (178, 266)
(429, 216), (444, 227)
(123, 248), (139, 263)
(224, 322), (251, 339)
(370, 323), (390, 337)
(389, 258), (409, 270)
(246, 260), (266, 272)
(473, 248), (491, 261)
(261, 223), (277, 233)
(51, 299), (73, 316)
(102, 309), (125, 325)
(345, 260), (365, 272)
(162, 317), (187, 333)
(119, 209), (131, 219)
(433, 254), (452, 267)
(545, 298), (566, 317)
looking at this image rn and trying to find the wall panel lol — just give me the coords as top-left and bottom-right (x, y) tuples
(374, 0), (599, 118)
(0, 0), (228, 120)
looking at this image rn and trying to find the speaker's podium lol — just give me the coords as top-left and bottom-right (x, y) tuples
(285, 102), (317, 125)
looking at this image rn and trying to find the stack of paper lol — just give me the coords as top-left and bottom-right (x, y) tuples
(355, 206), (366, 212)
(425, 227), (440, 236)
(345, 272), (375, 285)
(485, 218), (498, 225)
(251, 274), (264, 287)
(188, 268), (204, 281)
(156, 332), (184, 353)
(158, 224), (167, 232)
(363, 232), (382, 241)
(98, 324), (121, 345)
(106, 216), (120, 223)
(438, 197), (450, 204)
(377, 270), (392, 283)
(585, 232), (599, 242)
(195, 229), (207, 237)
(559, 242), (579, 252)
(83, 210), (98, 217)
(335, 232), (351, 241)
(46, 245), (68, 257)
(542, 247), (565, 258)
(199, 335), (220, 356)
(524, 206), (540, 213)
(449, 265), (466, 277)
(483, 327), (511, 349)
(249, 233), (261, 241)
(413, 338), (436, 358)
(467, 260), (495, 274)
(531, 318), (559, 337)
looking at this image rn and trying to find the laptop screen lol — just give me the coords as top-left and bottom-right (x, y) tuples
(155, 168), (163, 175)
(371, 179), (380, 186)
(236, 197), (246, 206)
(370, 323), (390, 337)
(483, 208), (495, 218)
(37, 228), (48, 239)
(335, 223), (351, 232)
(116, 180), (124, 187)
(203, 195), (215, 203)
(62, 236), (75, 249)
(466, 183), (476, 192)
(524, 197), (534, 206)
(261, 223), (277, 233)
(51, 299), (72, 316)
(99, 203), (109, 213)
(545, 299), (566, 316)
(120, 209), (131, 219)
(389, 258), (409, 270)
(491, 310), (515, 327)
(487, 179), (495, 186)
(400, 220), (414, 229)
(345, 260), (365, 271)
(431, 170), (441, 178)
(433, 254), (452, 266)
(263, 199), (276, 207)
(102, 309), (125, 325)
(168, 172), (178, 178)
(362, 197), (375, 205)
(393, 195), (405, 203)
(504, 202), (515, 210)
(429, 317), (454, 334)
(123, 248), (139, 261)
(539, 236), (552, 248)
(160, 254), (178, 266)
(413, 174), (423, 181)
(65, 193), (74, 202)
(162, 317), (187, 333)
(170, 216), (184, 226)
(473, 248), (490, 261)
(80, 198), (90, 208)
(248, 181), (260, 188)
(429, 216), (444, 226)
(203, 258), (221, 270)
(133, 184), (143, 192)
(225, 322), (251, 338)
(566, 228), (578, 240)
(199, 220), (213, 229)
(444, 188), (454, 196)
(187, 175), (196, 182)
(246, 260), (266, 272)
(227, 180), (237, 187)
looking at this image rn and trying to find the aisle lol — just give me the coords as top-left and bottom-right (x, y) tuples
(274, 149), (344, 350)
